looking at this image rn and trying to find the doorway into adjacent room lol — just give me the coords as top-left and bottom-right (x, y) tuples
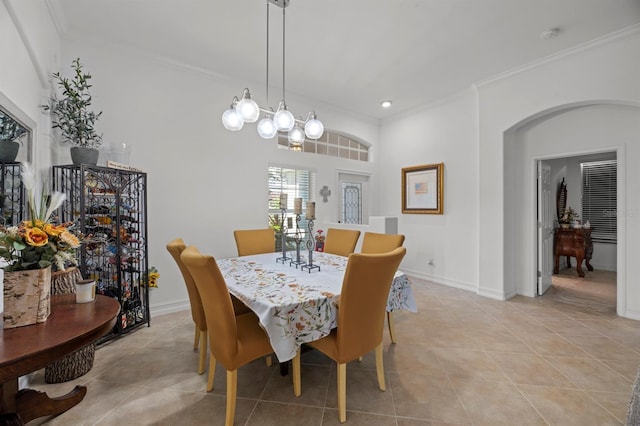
(536, 152), (617, 312)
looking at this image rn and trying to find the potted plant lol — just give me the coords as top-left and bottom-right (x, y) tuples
(0, 111), (26, 163)
(42, 58), (103, 165)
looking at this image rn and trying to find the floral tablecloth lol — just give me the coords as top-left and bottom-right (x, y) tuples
(216, 251), (417, 362)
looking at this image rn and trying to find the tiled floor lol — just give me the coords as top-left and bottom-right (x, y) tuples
(27, 271), (639, 425)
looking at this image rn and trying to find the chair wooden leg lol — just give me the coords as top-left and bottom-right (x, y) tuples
(387, 311), (397, 344)
(198, 330), (207, 375)
(337, 363), (347, 423)
(226, 370), (238, 426)
(206, 356), (216, 392)
(193, 325), (200, 350)
(265, 355), (272, 367)
(375, 343), (386, 391)
(292, 350), (301, 397)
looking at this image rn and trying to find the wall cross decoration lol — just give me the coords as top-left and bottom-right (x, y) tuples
(320, 185), (331, 202)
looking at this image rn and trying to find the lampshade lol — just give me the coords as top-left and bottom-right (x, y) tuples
(236, 89), (260, 123)
(288, 124), (305, 144)
(304, 117), (324, 140)
(222, 107), (244, 131)
(257, 116), (277, 139)
(274, 104), (295, 132)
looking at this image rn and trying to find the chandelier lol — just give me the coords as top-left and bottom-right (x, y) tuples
(221, 0), (324, 148)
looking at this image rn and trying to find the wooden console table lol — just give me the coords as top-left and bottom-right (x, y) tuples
(553, 227), (594, 277)
(0, 294), (119, 423)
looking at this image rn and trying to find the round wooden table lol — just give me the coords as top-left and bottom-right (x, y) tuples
(0, 294), (119, 423)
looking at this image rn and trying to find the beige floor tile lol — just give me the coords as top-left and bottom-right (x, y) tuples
(432, 349), (509, 381)
(517, 384), (622, 425)
(565, 335), (640, 361)
(587, 390), (632, 424)
(246, 401), (324, 425)
(485, 352), (573, 386)
(517, 332), (591, 357)
(450, 378), (546, 425)
(27, 272), (639, 425)
(543, 356), (632, 392)
(389, 371), (471, 424)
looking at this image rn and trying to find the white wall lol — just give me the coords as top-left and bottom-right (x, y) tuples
(479, 29), (640, 318)
(379, 91), (479, 292)
(0, 1), (60, 171)
(59, 38), (380, 314)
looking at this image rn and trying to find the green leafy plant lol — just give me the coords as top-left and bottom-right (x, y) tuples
(42, 58), (103, 148)
(559, 206), (579, 224)
(0, 111), (26, 142)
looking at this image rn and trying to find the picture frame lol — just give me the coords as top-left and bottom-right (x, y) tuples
(402, 163), (444, 214)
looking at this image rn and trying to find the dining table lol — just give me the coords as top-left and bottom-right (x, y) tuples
(216, 251), (417, 364)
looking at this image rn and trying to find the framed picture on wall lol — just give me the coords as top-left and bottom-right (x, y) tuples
(402, 163), (444, 214)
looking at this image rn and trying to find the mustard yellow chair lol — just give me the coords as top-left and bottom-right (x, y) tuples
(180, 246), (281, 426)
(293, 247), (406, 423)
(323, 228), (361, 257)
(233, 228), (276, 256)
(167, 239), (253, 376)
(361, 232), (406, 343)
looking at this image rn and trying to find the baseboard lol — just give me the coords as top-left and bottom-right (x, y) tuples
(150, 299), (190, 318)
(477, 287), (509, 301)
(623, 308), (640, 321)
(590, 262), (617, 272)
(401, 268), (477, 293)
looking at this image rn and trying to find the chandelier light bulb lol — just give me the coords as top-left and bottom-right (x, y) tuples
(222, 107), (244, 131)
(257, 116), (277, 139)
(304, 117), (324, 140)
(235, 89), (260, 123)
(288, 124), (305, 144)
(274, 104), (295, 132)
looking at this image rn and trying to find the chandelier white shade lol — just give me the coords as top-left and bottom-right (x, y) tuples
(220, 0), (324, 146)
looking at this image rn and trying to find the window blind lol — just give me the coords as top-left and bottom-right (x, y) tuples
(581, 160), (616, 243)
(268, 166), (316, 245)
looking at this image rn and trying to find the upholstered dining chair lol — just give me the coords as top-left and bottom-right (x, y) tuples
(360, 232), (406, 343)
(166, 239), (253, 376)
(233, 228), (276, 256)
(292, 247), (406, 423)
(180, 245), (281, 426)
(323, 228), (361, 257)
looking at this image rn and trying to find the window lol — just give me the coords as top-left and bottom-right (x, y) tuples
(268, 166), (316, 249)
(581, 160), (616, 243)
(277, 130), (369, 162)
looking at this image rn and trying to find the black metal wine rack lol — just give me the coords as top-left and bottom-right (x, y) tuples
(0, 162), (25, 227)
(52, 165), (150, 342)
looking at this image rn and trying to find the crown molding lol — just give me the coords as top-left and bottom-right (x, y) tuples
(475, 23), (640, 90)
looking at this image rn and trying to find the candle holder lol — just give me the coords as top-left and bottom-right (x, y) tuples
(301, 219), (320, 273)
(290, 214), (305, 268)
(275, 208), (291, 264)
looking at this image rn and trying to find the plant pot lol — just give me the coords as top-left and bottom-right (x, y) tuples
(70, 146), (99, 165)
(3, 266), (52, 328)
(0, 140), (20, 163)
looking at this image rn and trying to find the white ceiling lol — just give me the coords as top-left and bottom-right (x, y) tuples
(49, 0), (640, 121)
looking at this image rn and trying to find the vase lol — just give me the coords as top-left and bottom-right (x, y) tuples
(0, 140), (20, 163)
(3, 266), (52, 328)
(70, 146), (99, 165)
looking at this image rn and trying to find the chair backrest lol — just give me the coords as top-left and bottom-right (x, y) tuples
(233, 228), (276, 256)
(361, 232), (405, 254)
(336, 247), (406, 361)
(166, 238), (206, 332)
(180, 245), (239, 367)
(323, 228), (361, 257)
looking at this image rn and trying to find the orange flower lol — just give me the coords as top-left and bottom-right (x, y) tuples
(43, 223), (66, 237)
(24, 227), (49, 247)
(59, 231), (81, 248)
(22, 219), (45, 229)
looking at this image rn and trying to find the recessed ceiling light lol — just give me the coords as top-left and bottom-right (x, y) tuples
(381, 100), (392, 108)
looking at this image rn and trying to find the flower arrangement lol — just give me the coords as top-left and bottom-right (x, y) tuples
(146, 266), (160, 288)
(315, 229), (325, 242)
(559, 207), (579, 224)
(42, 58), (103, 148)
(0, 163), (81, 271)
